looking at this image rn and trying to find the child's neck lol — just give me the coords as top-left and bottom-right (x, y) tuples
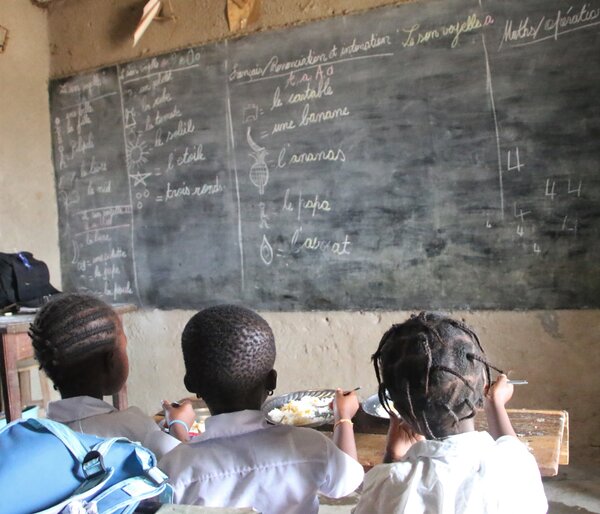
(206, 390), (267, 416)
(433, 418), (477, 439)
(60, 386), (105, 400)
(457, 418), (476, 433)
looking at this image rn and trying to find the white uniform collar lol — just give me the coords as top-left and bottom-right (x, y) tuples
(192, 409), (270, 443)
(46, 395), (116, 423)
(406, 430), (494, 459)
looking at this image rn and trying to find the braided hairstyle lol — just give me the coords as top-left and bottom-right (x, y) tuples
(182, 304), (276, 400)
(29, 293), (119, 389)
(372, 312), (503, 440)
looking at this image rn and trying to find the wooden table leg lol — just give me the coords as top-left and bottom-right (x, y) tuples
(18, 368), (33, 406)
(111, 312), (130, 411)
(0, 333), (23, 422)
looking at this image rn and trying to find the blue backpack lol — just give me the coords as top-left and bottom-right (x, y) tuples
(0, 418), (172, 514)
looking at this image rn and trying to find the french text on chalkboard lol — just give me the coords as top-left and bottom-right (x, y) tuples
(50, 0), (600, 310)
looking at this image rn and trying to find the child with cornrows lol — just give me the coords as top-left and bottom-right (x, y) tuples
(353, 311), (547, 514)
(29, 292), (194, 459)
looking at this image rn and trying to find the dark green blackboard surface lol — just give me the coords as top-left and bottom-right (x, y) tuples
(49, 0), (600, 310)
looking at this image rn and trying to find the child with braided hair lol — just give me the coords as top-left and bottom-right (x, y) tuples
(353, 312), (547, 514)
(29, 292), (193, 458)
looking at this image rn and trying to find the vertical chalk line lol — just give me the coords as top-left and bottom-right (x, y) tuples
(116, 65), (142, 304)
(481, 32), (505, 220)
(225, 50), (246, 291)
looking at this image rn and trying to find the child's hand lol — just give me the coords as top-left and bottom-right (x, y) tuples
(333, 388), (359, 422)
(484, 375), (517, 439)
(162, 399), (196, 433)
(485, 374), (514, 407)
(384, 416), (425, 463)
(332, 388), (360, 461)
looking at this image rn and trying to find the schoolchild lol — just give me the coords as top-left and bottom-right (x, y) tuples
(353, 311), (547, 514)
(30, 293), (194, 459)
(159, 304), (364, 514)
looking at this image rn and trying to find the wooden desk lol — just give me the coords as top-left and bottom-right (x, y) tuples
(158, 399), (568, 477)
(331, 408), (569, 477)
(0, 303), (136, 423)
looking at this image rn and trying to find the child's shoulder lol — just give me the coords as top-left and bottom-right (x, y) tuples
(486, 434), (538, 466)
(104, 405), (162, 433)
(270, 424), (338, 443)
(122, 405), (152, 418)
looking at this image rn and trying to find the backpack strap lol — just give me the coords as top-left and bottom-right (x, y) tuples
(26, 419), (119, 513)
(35, 470), (116, 514)
(89, 441), (170, 514)
(13, 419), (171, 514)
(27, 419), (124, 479)
(92, 475), (170, 514)
(27, 418), (89, 463)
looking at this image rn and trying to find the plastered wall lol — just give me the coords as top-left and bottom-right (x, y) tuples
(47, 0), (407, 78)
(1, 0), (598, 458)
(1, 1), (59, 279)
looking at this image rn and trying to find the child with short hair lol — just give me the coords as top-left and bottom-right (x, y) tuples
(353, 312), (547, 514)
(159, 304), (364, 514)
(30, 293), (193, 458)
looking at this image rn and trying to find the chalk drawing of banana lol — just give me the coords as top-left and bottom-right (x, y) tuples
(247, 126), (269, 195)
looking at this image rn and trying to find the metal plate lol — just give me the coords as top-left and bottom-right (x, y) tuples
(190, 407), (211, 434)
(262, 389), (336, 427)
(361, 393), (399, 419)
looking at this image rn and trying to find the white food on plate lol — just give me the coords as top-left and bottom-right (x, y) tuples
(189, 420), (205, 434)
(268, 395), (332, 426)
(189, 408), (211, 434)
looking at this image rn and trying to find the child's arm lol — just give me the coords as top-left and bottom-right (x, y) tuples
(162, 399), (196, 443)
(332, 389), (360, 461)
(484, 374), (517, 439)
(383, 416), (425, 463)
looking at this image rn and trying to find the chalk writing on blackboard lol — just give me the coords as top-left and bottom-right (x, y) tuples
(50, 0), (600, 310)
(500, 5), (600, 49)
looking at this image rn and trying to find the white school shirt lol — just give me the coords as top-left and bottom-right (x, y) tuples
(353, 431), (548, 514)
(46, 395), (180, 459)
(158, 409), (364, 514)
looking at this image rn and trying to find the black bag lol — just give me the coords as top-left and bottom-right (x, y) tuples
(0, 252), (60, 310)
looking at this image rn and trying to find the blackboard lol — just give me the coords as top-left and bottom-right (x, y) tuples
(49, 0), (600, 310)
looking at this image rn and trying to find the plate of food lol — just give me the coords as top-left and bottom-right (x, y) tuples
(190, 406), (211, 435)
(362, 393), (400, 419)
(263, 389), (336, 427)
(156, 401), (211, 436)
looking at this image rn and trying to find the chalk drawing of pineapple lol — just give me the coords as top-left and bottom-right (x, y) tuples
(247, 126), (269, 195)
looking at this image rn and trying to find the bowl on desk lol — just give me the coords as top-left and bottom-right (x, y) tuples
(361, 393), (400, 419)
(263, 389), (336, 428)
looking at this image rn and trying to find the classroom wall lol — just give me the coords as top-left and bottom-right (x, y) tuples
(1, 0), (598, 458)
(0, 1), (59, 279)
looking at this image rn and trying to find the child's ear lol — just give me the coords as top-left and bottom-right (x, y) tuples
(266, 369), (277, 391)
(103, 350), (115, 373)
(183, 373), (195, 393)
(101, 350), (120, 392)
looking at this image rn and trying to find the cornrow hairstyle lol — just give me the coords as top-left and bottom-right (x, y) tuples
(29, 293), (118, 388)
(181, 304), (276, 398)
(372, 312), (503, 440)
